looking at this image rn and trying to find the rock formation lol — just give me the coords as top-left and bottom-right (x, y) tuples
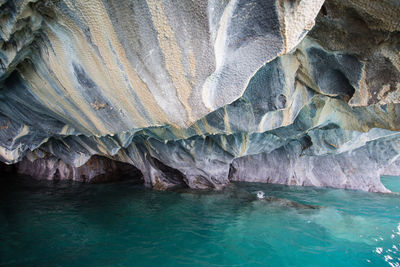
(0, 0), (399, 192)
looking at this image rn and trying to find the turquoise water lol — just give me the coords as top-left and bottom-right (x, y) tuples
(1, 177), (400, 266)
(382, 176), (400, 193)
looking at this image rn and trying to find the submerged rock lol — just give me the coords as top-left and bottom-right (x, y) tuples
(0, 0), (399, 192)
(261, 196), (319, 210)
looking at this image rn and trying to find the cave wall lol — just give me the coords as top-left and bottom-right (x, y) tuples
(16, 155), (143, 183)
(0, 0), (399, 192)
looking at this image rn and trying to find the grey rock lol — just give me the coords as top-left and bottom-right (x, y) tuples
(0, 0), (399, 192)
(17, 155), (143, 183)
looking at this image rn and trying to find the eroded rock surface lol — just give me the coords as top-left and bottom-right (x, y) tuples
(0, 0), (399, 192)
(17, 155), (143, 183)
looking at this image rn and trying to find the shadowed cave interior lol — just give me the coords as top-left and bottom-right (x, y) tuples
(0, 156), (144, 184)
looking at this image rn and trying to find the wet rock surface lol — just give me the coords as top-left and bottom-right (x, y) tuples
(0, 0), (399, 192)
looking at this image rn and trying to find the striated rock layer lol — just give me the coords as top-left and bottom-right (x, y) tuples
(0, 0), (399, 192)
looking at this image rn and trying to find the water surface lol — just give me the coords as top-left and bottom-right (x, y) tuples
(1, 176), (400, 266)
(382, 175), (400, 193)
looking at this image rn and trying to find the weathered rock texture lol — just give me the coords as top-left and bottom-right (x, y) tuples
(0, 0), (399, 191)
(16, 155), (143, 183)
